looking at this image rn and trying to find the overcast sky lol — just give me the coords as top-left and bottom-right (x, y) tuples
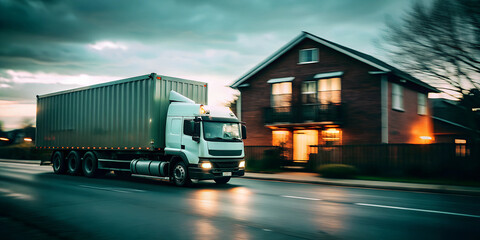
(0, 0), (423, 130)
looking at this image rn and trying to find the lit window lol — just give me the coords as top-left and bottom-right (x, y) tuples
(392, 83), (404, 111)
(272, 130), (290, 147)
(271, 82), (292, 109)
(321, 128), (342, 146)
(299, 48), (318, 64)
(455, 139), (468, 157)
(318, 77), (341, 104)
(418, 93), (427, 115)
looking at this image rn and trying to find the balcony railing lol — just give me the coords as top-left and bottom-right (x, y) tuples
(264, 103), (343, 125)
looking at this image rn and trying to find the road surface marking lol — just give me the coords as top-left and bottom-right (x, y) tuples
(281, 195), (322, 201)
(355, 203), (480, 218)
(78, 185), (145, 193)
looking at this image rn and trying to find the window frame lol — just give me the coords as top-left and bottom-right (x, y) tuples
(392, 83), (404, 111)
(298, 48), (319, 64)
(318, 77), (341, 104)
(270, 81), (292, 108)
(417, 93), (427, 115)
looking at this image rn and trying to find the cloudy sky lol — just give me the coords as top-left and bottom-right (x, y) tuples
(0, 0), (423, 130)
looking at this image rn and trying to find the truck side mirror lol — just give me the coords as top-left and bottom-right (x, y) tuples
(192, 121), (200, 142)
(241, 125), (247, 139)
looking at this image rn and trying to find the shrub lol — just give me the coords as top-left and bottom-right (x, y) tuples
(317, 164), (358, 179)
(246, 148), (282, 172)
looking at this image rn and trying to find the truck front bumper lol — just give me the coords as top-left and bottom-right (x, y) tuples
(189, 167), (245, 180)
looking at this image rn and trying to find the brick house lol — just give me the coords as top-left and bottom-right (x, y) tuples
(230, 32), (439, 161)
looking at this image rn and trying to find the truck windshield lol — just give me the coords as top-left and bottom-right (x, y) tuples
(203, 122), (241, 142)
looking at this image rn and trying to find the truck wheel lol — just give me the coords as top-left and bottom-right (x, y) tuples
(173, 161), (191, 187)
(214, 177), (231, 184)
(52, 151), (66, 174)
(83, 152), (101, 178)
(67, 151), (82, 175)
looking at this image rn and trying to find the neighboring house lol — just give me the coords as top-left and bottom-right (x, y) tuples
(230, 32), (439, 162)
(431, 98), (480, 144)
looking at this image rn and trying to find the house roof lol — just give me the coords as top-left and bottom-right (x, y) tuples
(230, 31), (439, 92)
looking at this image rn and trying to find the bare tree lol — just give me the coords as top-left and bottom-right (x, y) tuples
(382, 0), (479, 99)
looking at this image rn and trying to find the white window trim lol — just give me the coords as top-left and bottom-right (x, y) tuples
(392, 83), (404, 111)
(267, 77), (294, 84)
(298, 48), (319, 64)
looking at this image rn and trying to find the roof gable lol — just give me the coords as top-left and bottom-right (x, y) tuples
(230, 31), (438, 92)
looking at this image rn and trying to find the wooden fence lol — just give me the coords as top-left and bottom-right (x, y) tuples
(308, 143), (480, 179)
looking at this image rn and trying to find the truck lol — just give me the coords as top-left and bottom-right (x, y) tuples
(36, 73), (246, 186)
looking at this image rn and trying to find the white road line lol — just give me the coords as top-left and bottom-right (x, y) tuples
(78, 185), (145, 193)
(281, 195), (322, 201)
(355, 203), (480, 219)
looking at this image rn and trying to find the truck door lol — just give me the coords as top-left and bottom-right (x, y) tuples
(181, 118), (199, 164)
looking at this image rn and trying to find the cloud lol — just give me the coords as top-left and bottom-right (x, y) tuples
(0, 0), (422, 129)
(0, 70), (116, 86)
(89, 41), (128, 51)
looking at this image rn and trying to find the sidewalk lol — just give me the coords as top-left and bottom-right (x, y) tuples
(244, 171), (480, 196)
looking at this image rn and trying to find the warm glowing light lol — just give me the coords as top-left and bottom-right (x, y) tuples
(420, 136), (432, 140)
(239, 161), (245, 168)
(23, 138), (32, 142)
(455, 139), (467, 144)
(0, 137), (9, 141)
(200, 105), (209, 115)
(200, 162), (212, 169)
(325, 128), (340, 134)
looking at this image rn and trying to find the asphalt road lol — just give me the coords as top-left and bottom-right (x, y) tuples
(0, 161), (479, 240)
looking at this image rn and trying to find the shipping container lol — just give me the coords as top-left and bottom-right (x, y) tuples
(36, 73), (208, 150)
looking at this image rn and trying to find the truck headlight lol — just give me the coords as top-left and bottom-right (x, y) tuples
(239, 161), (245, 168)
(200, 162), (212, 169)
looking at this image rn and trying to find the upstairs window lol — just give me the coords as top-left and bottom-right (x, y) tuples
(302, 81), (317, 104)
(271, 82), (292, 109)
(318, 77), (341, 104)
(392, 83), (404, 111)
(418, 93), (427, 115)
(299, 48), (318, 64)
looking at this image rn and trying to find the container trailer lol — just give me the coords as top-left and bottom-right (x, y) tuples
(36, 73), (246, 186)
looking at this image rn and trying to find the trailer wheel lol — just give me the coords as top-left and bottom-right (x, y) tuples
(67, 151), (82, 175)
(214, 177), (231, 184)
(52, 151), (66, 174)
(173, 161), (191, 187)
(83, 152), (101, 178)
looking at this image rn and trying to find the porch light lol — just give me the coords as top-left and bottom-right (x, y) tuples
(419, 136), (433, 144)
(24, 138), (32, 142)
(325, 128), (339, 134)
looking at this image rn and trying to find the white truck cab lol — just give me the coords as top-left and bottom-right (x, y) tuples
(165, 91), (246, 185)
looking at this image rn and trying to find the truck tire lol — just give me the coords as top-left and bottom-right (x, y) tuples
(52, 151), (66, 174)
(83, 152), (101, 178)
(172, 161), (191, 187)
(67, 151), (82, 175)
(214, 177), (231, 184)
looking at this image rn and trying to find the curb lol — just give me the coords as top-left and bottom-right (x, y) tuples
(242, 175), (480, 196)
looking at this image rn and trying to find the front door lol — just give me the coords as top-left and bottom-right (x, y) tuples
(293, 130), (318, 162)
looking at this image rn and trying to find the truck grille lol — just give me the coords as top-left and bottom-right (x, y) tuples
(212, 161), (238, 168)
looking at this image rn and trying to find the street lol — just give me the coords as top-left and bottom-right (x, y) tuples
(0, 160), (479, 240)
